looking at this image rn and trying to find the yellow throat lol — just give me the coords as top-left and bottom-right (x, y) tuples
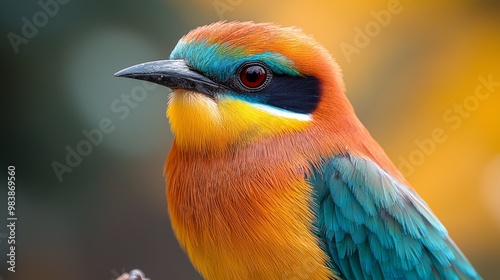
(167, 90), (312, 151)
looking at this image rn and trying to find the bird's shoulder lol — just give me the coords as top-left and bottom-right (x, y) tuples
(309, 154), (481, 280)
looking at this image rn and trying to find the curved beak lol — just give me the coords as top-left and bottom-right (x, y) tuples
(114, 60), (224, 96)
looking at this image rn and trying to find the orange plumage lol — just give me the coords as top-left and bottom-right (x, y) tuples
(116, 21), (480, 280)
(165, 22), (404, 279)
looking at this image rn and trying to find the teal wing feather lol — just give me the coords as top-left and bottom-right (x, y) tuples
(309, 154), (481, 280)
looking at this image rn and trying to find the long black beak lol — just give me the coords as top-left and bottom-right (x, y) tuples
(114, 60), (225, 96)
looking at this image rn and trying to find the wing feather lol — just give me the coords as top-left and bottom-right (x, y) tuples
(311, 154), (481, 280)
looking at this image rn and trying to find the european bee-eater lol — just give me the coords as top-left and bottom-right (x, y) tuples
(115, 21), (481, 280)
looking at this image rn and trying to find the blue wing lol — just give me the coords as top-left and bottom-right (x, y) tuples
(309, 154), (481, 280)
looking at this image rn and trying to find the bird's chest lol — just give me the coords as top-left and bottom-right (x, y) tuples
(165, 149), (334, 279)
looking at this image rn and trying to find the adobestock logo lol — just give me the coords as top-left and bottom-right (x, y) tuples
(51, 80), (158, 183)
(213, 0), (243, 20)
(7, 0), (71, 54)
(398, 74), (500, 177)
(339, 0), (410, 63)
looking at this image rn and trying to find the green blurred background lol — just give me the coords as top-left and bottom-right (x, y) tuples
(1, 0), (499, 279)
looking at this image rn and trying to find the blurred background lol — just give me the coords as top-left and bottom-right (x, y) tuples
(1, 0), (499, 279)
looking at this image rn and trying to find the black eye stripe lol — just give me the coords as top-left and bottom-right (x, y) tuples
(227, 61), (321, 115)
(251, 75), (321, 114)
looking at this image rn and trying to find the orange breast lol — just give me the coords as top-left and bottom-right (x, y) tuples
(165, 143), (336, 280)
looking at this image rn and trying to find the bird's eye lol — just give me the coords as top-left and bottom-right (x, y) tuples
(237, 62), (272, 91)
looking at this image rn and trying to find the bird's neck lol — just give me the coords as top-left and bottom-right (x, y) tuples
(165, 138), (336, 279)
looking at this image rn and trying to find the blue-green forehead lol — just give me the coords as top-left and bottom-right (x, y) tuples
(169, 40), (301, 82)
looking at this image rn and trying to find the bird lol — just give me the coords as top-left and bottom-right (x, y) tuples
(115, 21), (481, 280)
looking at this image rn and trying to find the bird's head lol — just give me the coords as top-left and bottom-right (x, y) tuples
(115, 21), (348, 153)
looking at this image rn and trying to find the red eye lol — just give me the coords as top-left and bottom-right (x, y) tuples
(239, 64), (268, 89)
